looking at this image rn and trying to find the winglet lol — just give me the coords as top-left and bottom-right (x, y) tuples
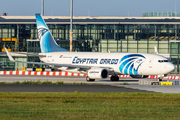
(4, 48), (16, 62)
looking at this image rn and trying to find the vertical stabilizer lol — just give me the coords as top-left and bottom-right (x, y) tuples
(35, 14), (69, 53)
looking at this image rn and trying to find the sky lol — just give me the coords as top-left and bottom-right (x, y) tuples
(0, 0), (179, 17)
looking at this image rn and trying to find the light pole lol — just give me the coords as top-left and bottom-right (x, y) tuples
(42, 0), (44, 16)
(175, 0), (176, 17)
(70, 0), (73, 52)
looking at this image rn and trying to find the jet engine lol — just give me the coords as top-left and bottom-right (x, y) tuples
(88, 68), (109, 79)
(130, 75), (149, 78)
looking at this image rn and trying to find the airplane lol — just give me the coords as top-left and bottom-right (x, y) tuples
(5, 14), (175, 82)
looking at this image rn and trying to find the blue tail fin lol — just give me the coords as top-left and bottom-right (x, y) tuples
(35, 14), (69, 53)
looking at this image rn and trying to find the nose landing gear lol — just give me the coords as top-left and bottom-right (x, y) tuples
(158, 75), (164, 82)
(158, 78), (162, 82)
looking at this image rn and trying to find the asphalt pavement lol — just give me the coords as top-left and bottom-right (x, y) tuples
(0, 75), (180, 93)
(0, 84), (154, 93)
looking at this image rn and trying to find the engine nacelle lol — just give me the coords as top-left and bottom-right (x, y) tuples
(130, 75), (149, 78)
(88, 68), (108, 79)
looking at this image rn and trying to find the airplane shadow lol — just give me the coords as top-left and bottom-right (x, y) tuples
(98, 79), (139, 82)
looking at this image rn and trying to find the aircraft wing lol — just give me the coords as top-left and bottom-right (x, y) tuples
(12, 52), (46, 57)
(0, 52), (46, 57)
(5, 48), (90, 69)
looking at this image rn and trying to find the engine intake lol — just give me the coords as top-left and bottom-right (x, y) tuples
(88, 68), (108, 79)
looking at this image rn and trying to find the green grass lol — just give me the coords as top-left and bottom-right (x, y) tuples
(0, 93), (180, 119)
(0, 80), (64, 85)
(120, 81), (129, 85)
(0, 81), (103, 85)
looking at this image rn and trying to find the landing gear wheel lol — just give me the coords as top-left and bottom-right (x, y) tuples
(86, 76), (95, 82)
(110, 76), (115, 81)
(51, 68), (54, 71)
(115, 76), (119, 81)
(158, 78), (162, 82)
(111, 75), (119, 81)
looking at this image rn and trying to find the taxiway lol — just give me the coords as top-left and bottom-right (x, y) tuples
(0, 75), (180, 93)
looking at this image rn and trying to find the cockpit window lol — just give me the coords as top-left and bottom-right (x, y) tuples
(158, 60), (169, 63)
(164, 60), (169, 62)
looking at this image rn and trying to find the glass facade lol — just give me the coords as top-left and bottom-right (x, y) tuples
(170, 41), (180, 74)
(14, 24), (180, 54)
(0, 17), (180, 74)
(143, 12), (180, 17)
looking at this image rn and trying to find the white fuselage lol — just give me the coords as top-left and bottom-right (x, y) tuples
(39, 52), (175, 76)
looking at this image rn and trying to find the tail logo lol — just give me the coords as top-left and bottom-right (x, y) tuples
(119, 54), (146, 75)
(38, 27), (49, 42)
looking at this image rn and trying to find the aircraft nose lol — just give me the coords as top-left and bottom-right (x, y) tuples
(167, 63), (176, 72)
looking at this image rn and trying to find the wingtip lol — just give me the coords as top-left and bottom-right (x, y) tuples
(4, 47), (9, 53)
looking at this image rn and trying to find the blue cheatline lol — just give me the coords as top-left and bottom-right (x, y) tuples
(119, 54), (146, 75)
(35, 14), (69, 53)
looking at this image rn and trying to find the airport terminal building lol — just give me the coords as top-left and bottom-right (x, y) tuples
(0, 15), (180, 74)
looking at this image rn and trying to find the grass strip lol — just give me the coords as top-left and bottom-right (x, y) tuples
(0, 80), (108, 85)
(0, 80), (129, 85)
(0, 92), (180, 119)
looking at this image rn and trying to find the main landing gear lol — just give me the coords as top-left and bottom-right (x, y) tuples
(110, 75), (119, 81)
(86, 76), (95, 82)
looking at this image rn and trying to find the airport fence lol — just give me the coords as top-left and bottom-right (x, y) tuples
(0, 71), (180, 80)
